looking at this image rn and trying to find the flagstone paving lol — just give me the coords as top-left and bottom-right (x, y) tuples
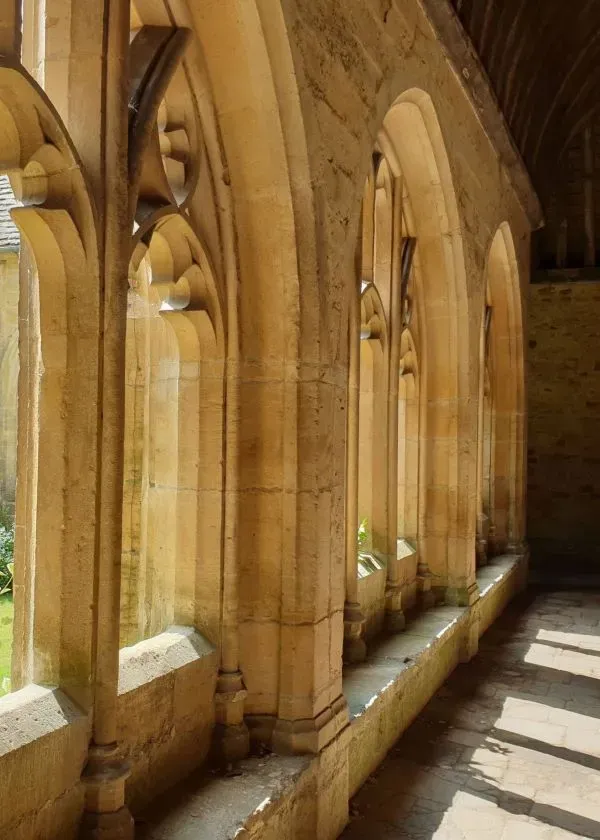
(341, 590), (600, 840)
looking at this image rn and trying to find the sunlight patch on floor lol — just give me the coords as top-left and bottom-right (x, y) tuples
(342, 592), (600, 839)
(536, 627), (600, 652)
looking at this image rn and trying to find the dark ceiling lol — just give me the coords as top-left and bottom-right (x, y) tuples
(452, 0), (600, 202)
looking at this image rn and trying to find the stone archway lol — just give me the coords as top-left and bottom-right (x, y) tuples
(378, 89), (473, 606)
(480, 223), (526, 555)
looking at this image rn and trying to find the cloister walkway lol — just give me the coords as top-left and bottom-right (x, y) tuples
(341, 590), (600, 840)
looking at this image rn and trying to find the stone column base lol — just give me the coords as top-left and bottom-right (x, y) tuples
(271, 694), (349, 755)
(507, 538), (529, 558)
(507, 539), (530, 591)
(446, 579), (480, 608)
(487, 523), (498, 558)
(80, 744), (133, 840)
(476, 513), (490, 567)
(213, 670), (250, 765)
(460, 595), (481, 663)
(476, 536), (489, 567)
(343, 600), (367, 663)
(385, 582), (406, 633)
(79, 808), (134, 840)
(417, 562), (435, 609)
(385, 606), (406, 633)
(212, 722), (250, 766)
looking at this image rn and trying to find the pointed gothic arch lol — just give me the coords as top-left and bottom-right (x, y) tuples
(379, 89), (473, 606)
(121, 214), (225, 647)
(479, 223), (526, 556)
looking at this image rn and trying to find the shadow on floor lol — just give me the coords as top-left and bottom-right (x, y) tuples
(342, 587), (600, 839)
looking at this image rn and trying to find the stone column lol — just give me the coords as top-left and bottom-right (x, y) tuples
(214, 359), (250, 765)
(343, 282), (367, 663)
(384, 176), (406, 631)
(450, 310), (481, 660)
(416, 382), (436, 610)
(76, 0), (133, 835)
(475, 304), (489, 568)
(272, 363), (350, 755)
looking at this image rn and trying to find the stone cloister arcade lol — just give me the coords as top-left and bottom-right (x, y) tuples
(0, 0), (536, 838)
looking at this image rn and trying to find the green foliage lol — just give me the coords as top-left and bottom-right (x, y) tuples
(357, 517), (369, 550)
(0, 502), (12, 531)
(0, 594), (12, 696)
(0, 504), (14, 596)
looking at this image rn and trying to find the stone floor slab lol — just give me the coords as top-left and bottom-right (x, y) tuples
(341, 590), (600, 840)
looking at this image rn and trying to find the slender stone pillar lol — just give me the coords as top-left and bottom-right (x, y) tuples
(214, 363), (249, 763)
(78, 0), (133, 835)
(209, 95), (249, 762)
(385, 176), (406, 632)
(475, 303), (489, 568)
(343, 282), (367, 663)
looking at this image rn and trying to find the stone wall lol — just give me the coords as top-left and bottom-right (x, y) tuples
(528, 278), (600, 574)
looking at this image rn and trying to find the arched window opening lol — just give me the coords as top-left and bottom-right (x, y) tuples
(120, 0), (229, 650)
(120, 217), (224, 648)
(357, 336), (375, 553)
(0, 67), (102, 713)
(358, 288), (388, 554)
(0, 175), (20, 696)
(396, 211), (422, 609)
(477, 225), (525, 559)
(354, 283), (389, 641)
(345, 91), (468, 661)
(397, 325), (420, 601)
(345, 151), (421, 658)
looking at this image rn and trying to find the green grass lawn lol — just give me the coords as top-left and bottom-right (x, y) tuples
(0, 593), (12, 695)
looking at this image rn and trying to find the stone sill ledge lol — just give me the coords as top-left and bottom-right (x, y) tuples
(343, 604), (465, 720)
(118, 625), (215, 695)
(0, 683), (87, 757)
(139, 753), (312, 840)
(355, 538), (417, 581)
(476, 553), (521, 598)
(346, 554), (526, 722)
(0, 625), (217, 757)
(138, 554), (524, 840)
(357, 551), (386, 579)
